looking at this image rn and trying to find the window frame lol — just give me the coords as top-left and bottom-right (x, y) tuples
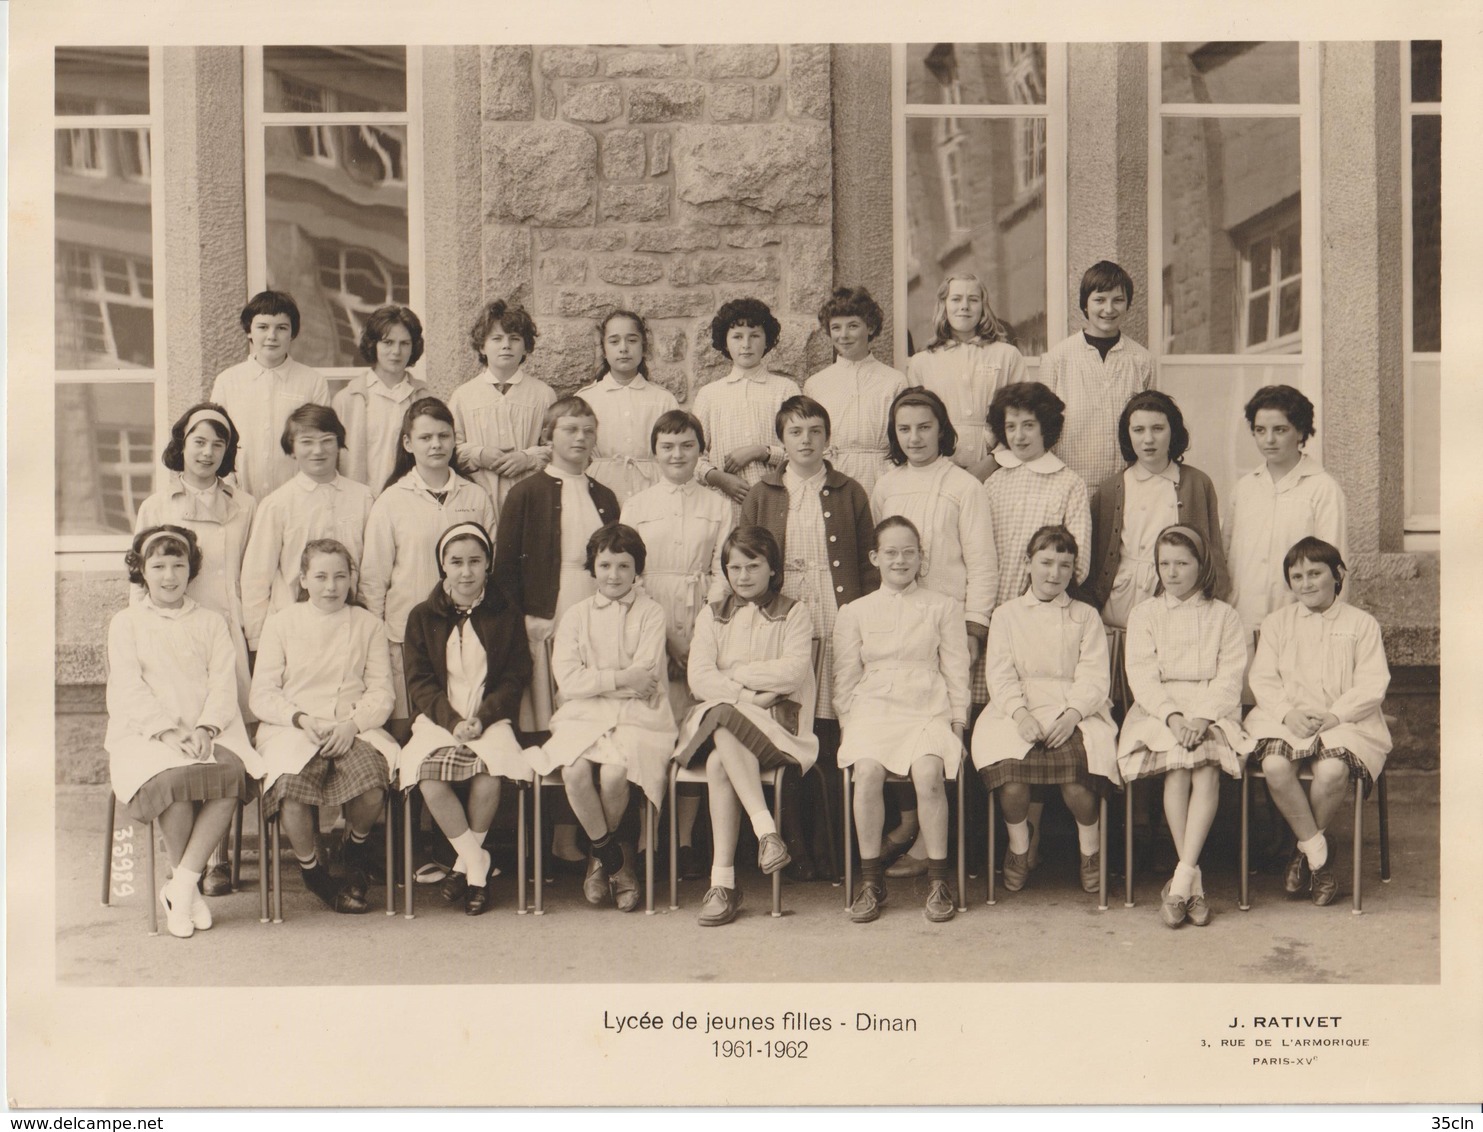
(892, 43), (1068, 375)
(242, 46), (425, 390)
(54, 46), (169, 562)
(1402, 40), (1441, 539)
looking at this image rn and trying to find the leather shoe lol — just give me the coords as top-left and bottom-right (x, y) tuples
(1080, 852), (1101, 894)
(582, 856), (608, 906)
(698, 884), (741, 926)
(1159, 880), (1187, 929)
(1283, 845), (1311, 895)
(1002, 849), (1031, 892)
(302, 863), (369, 914)
(1311, 837), (1338, 907)
(1186, 893), (1212, 927)
(757, 832), (792, 876)
(201, 862), (233, 896)
(924, 879), (956, 922)
(878, 833), (914, 868)
(464, 884), (492, 916)
(676, 844), (704, 881)
(439, 869), (468, 904)
(848, 881), (886, 923)
(885, 853), (927, 879)
(610, 845), (641, 913)
(784, 855), (818, 883)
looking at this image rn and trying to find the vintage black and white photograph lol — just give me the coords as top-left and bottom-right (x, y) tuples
(9, 0), (1482, 1111)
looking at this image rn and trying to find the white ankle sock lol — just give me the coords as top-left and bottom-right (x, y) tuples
(169, 865), (202, 900)
(1299, 830), (1328, 870)
(749, 811), (777, 839)
(711, 866), (736, 889)
(1190, 865), (1205, 898)
(1076, 821), (1100, 856)
(451, 829), (482, 876)
(1171, 861), (1198, 899)
(465, 829), (491, 886)
(1006, 819), (1030, 854)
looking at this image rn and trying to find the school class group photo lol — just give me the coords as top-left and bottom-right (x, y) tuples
(103, 248), (1396, 946)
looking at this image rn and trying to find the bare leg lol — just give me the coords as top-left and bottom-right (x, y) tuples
(710, 728), (770, 820)
(851, 761), (887, 858)
(1309, 759), (1351, 831)
(1163, 769), (1192, 851)
(1060, 782), (1099, 827)
(177, 799), (238, 874)
(1180, 766), (1220, 866)
(677, 792), (701, 847)
(343, 788), (385, 838)
(563, 758), (608, 841)
(706, 753), (741, 871)
(279, 799), (320, 861)
(466, 774), (502, 834)
(1261, 754), (1318, 841)
(911, 756), (949, 859)
(999, 782), (1031, 824)
(598, 764), (631, 832)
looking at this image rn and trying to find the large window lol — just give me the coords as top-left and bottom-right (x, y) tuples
(895, 44), (1066, 371)
(1151, 42), (1319, 506)
(1404, 41), (1441, 537)
(245, 47), (422, 394)
(54, 46), (165, 548)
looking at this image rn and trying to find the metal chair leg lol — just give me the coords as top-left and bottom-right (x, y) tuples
(1097, 795), (1108, 911)
(668, 765), (680, 911)
(1124, 782), (1135, 908)
(644, 802), (656, 915)
(101, 792), (118, 906)
(384, 791), (396, 916)
(230, 801), (245, 890)
(271, 815), (284, 923)
(771, 768), (784, 917)
(986, 788), (996, 906)
(956, 772), (966, 912)
(403, 790), (416, 920)
(1377, 770), (1391, 881)
(841, 766), (853, 909)
(146, 819), (159, 936)
(258, 796), (271, 923)
(517, 782), (528, 915)
(1238, 769), (1251, 911)
(1352, 781), (1364, 915)
(533, 777), (546, 915)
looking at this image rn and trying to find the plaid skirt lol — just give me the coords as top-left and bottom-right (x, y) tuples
(977, 731), (1108, 794)
(1120, 728), (1244, 783)
(1253, 736), (1374, 798)
(416, 745), (491, 784)
(263, 740), (390, 820)
(126, 748), (249, 823)
(676, 704), (797, 774)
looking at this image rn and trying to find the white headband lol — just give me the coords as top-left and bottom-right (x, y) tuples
(138, 529), (191, 559)
(184, 408), (232, 437)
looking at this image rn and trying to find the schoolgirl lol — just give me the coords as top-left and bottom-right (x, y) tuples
(400, 522), (533, 916)
(360, 397), (496, 729)
(1116, 525), (1253, 927)
(1244, 537), (1391, 907)
(105, 526), (264, 938)
(249, 539), (399, 915)
(575, 310), (680, 506)
(673, 527), (819, 926)
(906, 274), (1026, 480)
(834, 516), (969, 923)
(333, 304), (430, 494)
(972, 525), (1117, 895)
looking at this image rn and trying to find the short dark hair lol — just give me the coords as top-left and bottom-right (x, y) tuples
(710, 297), (781, 357)
(650, 409), (706, 454)
(126, 524), (202, 585)
(542, 395), (598, 443)
(885, 387), (958, 466)
(817, 286), (884, 339)
(239, 290), (301, 338)
(469, 299), (538, 364)
(280, 403), (346, 455)
(359, 305), (425, 368)
(774, 395), (831, 442)
(721, 526), (785, 595)
(1117, 389), (1190, 465)
(1079, 260), (1135, 315)
(873, 514), (921, 550)
(161, 402), (239, 479)
(1025, 524), (1079, 561)
(1244, 384), (1316, 443)
(1283, 536), (1346, 596)
(1153, 526), (1219, 600)
(585, 522), (648, 576)
(989, 381), (1066, 451)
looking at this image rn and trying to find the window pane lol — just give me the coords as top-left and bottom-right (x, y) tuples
(1163, 117), (1300, 354)
(1412, 114), (1441, 352)
(56, 126), (155, 369)
(1411, 40), (1441, 103)
(265, 124), (409, 368)
(263, 46), (406, 113)
(55, 46), (149, 115)
(905, 43), (1046, 106)
(904, 117), (1047, 358)
(1162, 42), (1299, 104)
(1407, 357), (1440, 525)
(56, 382), (156, 536)
(1159, 361), (1306, 507)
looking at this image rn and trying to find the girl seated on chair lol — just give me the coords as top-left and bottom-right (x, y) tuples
(249, 539), (400, 915)
(972, 525), (1118, 897)
(834, 516), (969, 924)
(1116, 525), (1253, 929)
(105, 525), (264, 939)
(1244, 537), (1391, 908)
(672, 526), (819, 926)
(399, 521), (533, 916)
(531, 523), (677, 912)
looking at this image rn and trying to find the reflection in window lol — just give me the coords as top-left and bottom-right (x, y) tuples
(1411, 116), (1441, 354)
(1162, 117), (1300, 355)
(263, 46), (407, 113)
(55, 46), (149, 114)
(56, 245), (155, 369)
(317, 243), (411, 360)
(1161, 42), (1300, 104)
(906, 42), (1046, 106)
(55, 383), (155, 536)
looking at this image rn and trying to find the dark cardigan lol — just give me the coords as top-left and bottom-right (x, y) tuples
(402, 581), (531, 733)
(1085, 462), (1230, 609)
(493, 469), (620, 619)
(739, 462), (879, 606)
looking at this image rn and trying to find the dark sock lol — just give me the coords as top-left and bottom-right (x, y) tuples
(296, 852), (318, 870)
(928, 857), (950, 884)
(860, 856), (882, 887)
(592, 833), (624, 874)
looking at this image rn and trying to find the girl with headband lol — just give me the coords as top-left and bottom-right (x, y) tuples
(1116, 524), (1253, 928)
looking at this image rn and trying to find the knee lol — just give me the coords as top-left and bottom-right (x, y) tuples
(1260, 755), (1292, 783)
(562, 762), (589, 789)
(854, 761), (885, 791)
(910, 758), (945, 793)
(599, 764), (629, 790)
(999, 783), (1029, 806)
(1313, 760), (1349, 791)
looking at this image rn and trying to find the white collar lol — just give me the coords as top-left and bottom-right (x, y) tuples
(407, 466), (456, 494)
(593, 589), (638, 609)
(545, 464), (587, 484)
(365, 369), (417, 398)
(783, 464), (827, 491)
(723, 366), (770, 384)
(292, 470), (342, 492)
(595, 372), (649, 392)
(1296, 598), (1344, 620)
(1019, 588), (1071, 608)
(660, 477), (699, 494)
(996, 449), (1065, 474)
(1161, 589), (1206, 610)
(144, 595), (197, 619)
(1130, 461), (1180, 485)
(484, 367), (525, 388)
(1256, 452), (1321, 486)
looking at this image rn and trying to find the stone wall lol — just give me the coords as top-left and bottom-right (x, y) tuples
(477, 44), (836, 401)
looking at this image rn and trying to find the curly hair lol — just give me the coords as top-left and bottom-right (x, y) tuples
(1244, 384), (1316, 443)
(925, 274), (1010, 350)
(989, 381), (1066, 451)
(469, 299), (538, 364)
(358, 305), (425, 368)
(817, 286), (884, 339)
(710, 297), (781, 357)
(126, 524), (202, 585)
